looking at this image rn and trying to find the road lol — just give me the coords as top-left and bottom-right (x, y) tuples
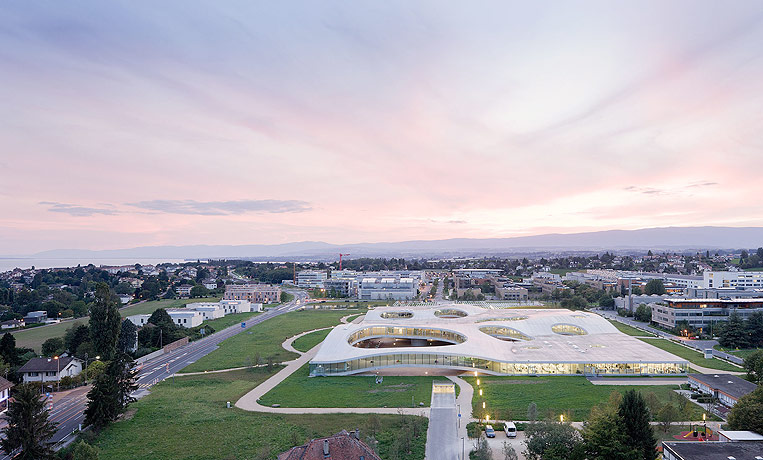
(1, 290), (307, 458)
(595, 309), (745, 365)
(425, 383), (459, 460)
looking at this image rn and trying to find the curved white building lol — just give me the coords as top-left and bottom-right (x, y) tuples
(309, 304), (688, 377)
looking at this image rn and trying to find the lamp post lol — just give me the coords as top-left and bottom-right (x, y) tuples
(703, 413), (707, 439)
(560, 414), (564, 423)
(54, 356), (60, 392)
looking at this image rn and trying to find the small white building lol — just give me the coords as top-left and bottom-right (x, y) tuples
(219, 299), (256, 314)
(127, 314), (151, 328)
(185, 302), (225, 320)
(18, 356), (83, 384)
(167, 309), (204, 328)
(203, 281), (218, 290)
(177, 284), (194, 297)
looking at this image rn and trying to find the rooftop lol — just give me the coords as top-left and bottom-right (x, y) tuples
(689, 374), (758, 401)
(662, 441), (763, 460)
(18, 356), (78, 373)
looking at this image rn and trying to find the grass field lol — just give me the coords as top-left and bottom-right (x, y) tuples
(180, 309), (366, 373)
(607, 320), (655, 337)
(466, 376), (706, 422)
(638, 338), (743, 371)
(259, 364), (453, 408)
(304, 300), (393, 308)
(9, 297), (222, 352)
(714, 346), (762, 359)
(94, 368), (427, 460)
(291, 328), (332, 353)
(199, 311), (260, 332)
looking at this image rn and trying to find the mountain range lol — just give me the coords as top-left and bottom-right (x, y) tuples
(17, 226), (763, 261)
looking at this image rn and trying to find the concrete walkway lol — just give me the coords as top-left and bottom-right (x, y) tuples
(425, 383), (459, 460)
(281, 327), (332, 354)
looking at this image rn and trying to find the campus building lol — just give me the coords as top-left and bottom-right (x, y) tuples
(358, 277), (417, 300)
(705, 271), (763, 290)
(223, 284), (281, 303)
(296, 270), (328, 288)
(651, 298), (763, 330)
(309, 305), (688, 377)
(687, 373), (757, 408)
(323, 278), (358, 297)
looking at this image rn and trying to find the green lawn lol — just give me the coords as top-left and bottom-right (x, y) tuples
(259, 364), (453, 408)
(637, 338), (743, 372)
(200, 311), (261, 332)
(180, 309), (366, 373)
(95, 368), (427, 460)
(714, 346), (762, 360)
(607, 320), (655, 337)
(304, 300), (393, 308)
(9, 297), (222, 352)
(291, 328), (332, 353)
(466, 376), (706, 422)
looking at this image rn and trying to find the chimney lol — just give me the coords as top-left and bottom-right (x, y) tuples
(323, 439), (329, 456)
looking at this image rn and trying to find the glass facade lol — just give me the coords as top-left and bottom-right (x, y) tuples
(309, 352), (688, 377)
(551, 324), (588, 335)
(476, 316), (528, 323)
(380, 311), (414, 319)
(434, 309), (468, 318)
(347, 326), (467, 345)
(478, 326), (533, 341)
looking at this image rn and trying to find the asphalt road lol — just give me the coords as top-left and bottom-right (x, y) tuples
(426, 387), (459, 460)
(1, 290), (308, 458)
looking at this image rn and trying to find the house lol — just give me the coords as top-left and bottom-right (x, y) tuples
(18, 356), (83, 384)
(219, 300), (254, 314)
(0, 376), (12, 412)
(278, 430), (380, 460)
(23, 311), (48, 324)
(662, 440), (763, 460)
(185, 303), (225, 320)
(203, 281), (218, 290)
(127, 314), (151, 327)
(0, 319), (25, 330)
(177, 284), (194, 297)
(166, 309), (203, 328)
(687, 373), (757, 407)
(119, 294), (133, 304)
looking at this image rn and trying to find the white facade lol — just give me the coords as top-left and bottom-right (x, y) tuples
(127, 314), (151, 327)
(167, 309), (204, 328)
(359, 277), (417, 300)
(297, 270), (328, 288)
(186, 303), (225, 320)
(20, 358), (83, 384)
(705, 271), (763, 290)
(219, 299), (256, 314)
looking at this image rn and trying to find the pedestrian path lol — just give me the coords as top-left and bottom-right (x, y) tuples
(425, 382), (459, 460)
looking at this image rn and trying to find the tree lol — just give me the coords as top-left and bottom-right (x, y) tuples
(41, 337), (65, 356)
(65, 324), (90, 356)
(744, 350), (763, 384)
(657, 404), (679, 433)
(472, 434), (493, 460)
(502, 441), (518, 460)
(746, 312), (763, 348)
(618, 390), (657, 460)
(524, 420), (583, 460)
(644, 279), (666, 296)
(634, 304), (652, 323)
(71, 441), (99, 460)
(84, 353), (137, 430)
(583, 405), (639, 460)
(189, 285), (209, 298)
(726, 386), (763, 434)
(117, 319), (138, 354)
(0, 332), (18, 365)
(1, 384), (58, 459)
(89, 283), (121, 361)
(527, 402), (538, 422)
(598, 296), (615, 309)
(718, 312), (750, 349)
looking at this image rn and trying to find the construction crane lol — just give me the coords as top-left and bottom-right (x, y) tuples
(339, 253), (350, 271)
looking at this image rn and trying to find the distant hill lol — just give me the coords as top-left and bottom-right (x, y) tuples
(23, 226), (763, 261)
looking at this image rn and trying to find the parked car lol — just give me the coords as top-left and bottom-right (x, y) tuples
(504, 422), (517, 438)
(485, 425), (495, 438)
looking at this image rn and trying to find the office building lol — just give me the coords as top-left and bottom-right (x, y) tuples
(358, 278), (417, 300)
(651, 298), (763, 330)
(297, 270), (328, 289)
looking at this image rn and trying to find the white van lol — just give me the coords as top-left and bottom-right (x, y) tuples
(504, 422), (517, 438)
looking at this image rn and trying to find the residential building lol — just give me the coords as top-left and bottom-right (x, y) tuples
(687, 373), (757, 408)
(0, 319), (24, 330)
(358, 277), (417, 300)
(223, 284), (281, 303)
(662, 440), (763, 460)
(177, 284), (194, 297)
(23, 311), (47, 324)
(495, 285), (529, 301)
(324, 278), (358, 297)
(705, 271), (763, 290)
(278, 430), (381, 460)
(296, 270), (328, 288)
(166, 309), (204, 328)
(203, 281), (218, 290)
(219, 299), (257, 314)
(18, 356), (83, 384)
(0, 377), (11, 411)
(651, 298), (763, 330)
(127, 314), (151, 327)
(118, 294), (133, 304)
(185, 303), (225, 320)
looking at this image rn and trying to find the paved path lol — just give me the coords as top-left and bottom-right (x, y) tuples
(425, 383), (459, 460)
(587, 377), (688, 385)
(281, 327), (332, 354)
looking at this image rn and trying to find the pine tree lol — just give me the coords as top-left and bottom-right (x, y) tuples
(618, 390), (657, 460)
(1, 384), (58, 459)
(0, 332), (18, 366)
(117, 319), (138, 354)
(84, 353), (137, 430)
(718, 312), (750, 349)
(89, 283), (121, 360)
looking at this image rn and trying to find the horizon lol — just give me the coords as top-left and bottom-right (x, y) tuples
(3, 1), (763, 254)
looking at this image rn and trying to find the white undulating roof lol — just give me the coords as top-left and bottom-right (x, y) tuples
(311, 304), (687, 365)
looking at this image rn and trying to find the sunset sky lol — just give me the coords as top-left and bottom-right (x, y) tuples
(2, 1), (763, 254)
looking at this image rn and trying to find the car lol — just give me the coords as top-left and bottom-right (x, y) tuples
(485, 425), (495, 438)
(504, 422), (517, 438)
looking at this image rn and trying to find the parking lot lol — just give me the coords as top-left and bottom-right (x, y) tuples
(483, 430), (526, 460)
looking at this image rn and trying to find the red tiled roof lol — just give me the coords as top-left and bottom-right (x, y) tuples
(278, 430), (381, 460)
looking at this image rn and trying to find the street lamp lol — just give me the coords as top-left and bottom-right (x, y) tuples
(703, 413), (707, 439)
(560, 414), (564, 423)
(54, 356), (60, 392)
(479, 389), (483, 396)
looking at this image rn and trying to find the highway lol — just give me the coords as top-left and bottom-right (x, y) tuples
(1, 290), (307, 457)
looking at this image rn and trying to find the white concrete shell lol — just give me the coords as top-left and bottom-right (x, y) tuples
(309, 304), (688, 376)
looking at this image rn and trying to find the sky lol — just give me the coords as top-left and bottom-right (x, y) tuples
(1, 1), (763, 255)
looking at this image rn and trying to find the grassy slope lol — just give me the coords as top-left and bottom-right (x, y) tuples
(259, 364), (452, 408)
(96, 368), (427, 460)
(119, 297), (221, 317)
(637, 338), (742, 372)
(181, 309), (365, 373)
(714, 346), (762, 359)
(467, 376), (705, 422)
(200, 311), (260, 332)
(607, 320), (655, 337)
(291, 329), (332, 353)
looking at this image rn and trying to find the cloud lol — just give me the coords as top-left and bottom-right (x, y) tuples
(624, 181), (718, 196)
(39, 202), (118, 217)
(126, 199), (312, 215)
